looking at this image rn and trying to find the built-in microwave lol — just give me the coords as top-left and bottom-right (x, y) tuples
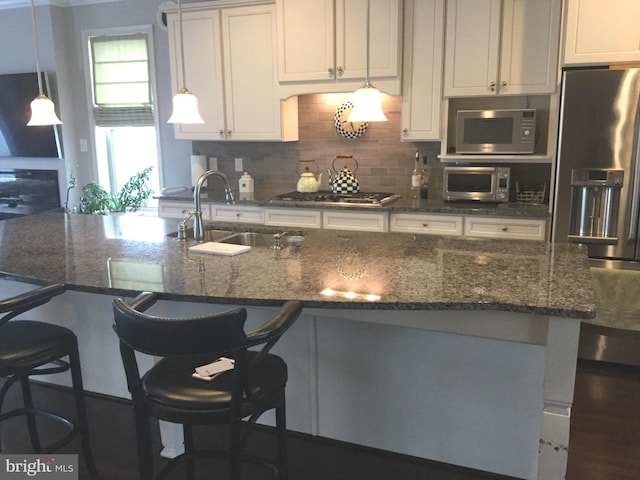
(443, 166), (510, 203)
(455, 109), (536, 154)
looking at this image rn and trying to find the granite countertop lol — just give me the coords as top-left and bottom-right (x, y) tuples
(0, 212), (593, 318)
(155, 191), (550, 219)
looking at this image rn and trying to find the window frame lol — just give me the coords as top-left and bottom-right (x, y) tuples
(81, 25), (163, 198)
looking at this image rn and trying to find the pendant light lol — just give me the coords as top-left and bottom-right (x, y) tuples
(167, 0), (204, 124)
(347, 0), (388, 123)
(27, 0), (62, 126)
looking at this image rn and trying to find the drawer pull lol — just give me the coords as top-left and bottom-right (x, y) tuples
(501, 226), (508, 232)
(422, 223), (428, 227)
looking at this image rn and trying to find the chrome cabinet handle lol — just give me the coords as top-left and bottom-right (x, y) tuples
(328, 67), (335, 78)
(488, 81), (496, 92)
(219, 130), (225, 138)
(336, 66), (344, 77)
(500, 80), (508, 92)
(227, 130), (232, 139)
(501, 226), (508, 232)
(422, 223), (429, 227)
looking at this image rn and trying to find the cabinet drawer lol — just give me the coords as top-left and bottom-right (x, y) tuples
(158, 201), (210, 220)
(210, 205), (265, 224)
(390, 213), (463, 236)
(464, 217), (546, 241)
(264, 208), (322, 228)
(322, 211), (389, 232)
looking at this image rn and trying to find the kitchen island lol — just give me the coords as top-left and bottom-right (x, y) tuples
(0, 212), (594, 480)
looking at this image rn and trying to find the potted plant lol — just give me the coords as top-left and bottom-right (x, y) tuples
(81, 166), (154, 214)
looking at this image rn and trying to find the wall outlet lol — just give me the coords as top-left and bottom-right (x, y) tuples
(209, 157), (218, 171)
(235, 157), (243, 172)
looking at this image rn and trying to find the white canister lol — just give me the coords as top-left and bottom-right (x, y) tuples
(239, 172), (254, 193)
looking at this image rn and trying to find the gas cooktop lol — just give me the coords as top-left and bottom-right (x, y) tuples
(273, 191), (401, 207)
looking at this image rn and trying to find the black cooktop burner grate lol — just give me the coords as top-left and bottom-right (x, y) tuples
(274, 190), (400, 206)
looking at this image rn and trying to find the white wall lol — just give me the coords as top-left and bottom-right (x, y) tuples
(0, 1), (193, 205)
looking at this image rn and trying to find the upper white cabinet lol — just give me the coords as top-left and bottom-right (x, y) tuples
(276, 0), (402, 96)
(400, 0), (444, 141)
(168, 3), (298, 141)
(444, 0), (561, 97)
(563, 0), (640, 65)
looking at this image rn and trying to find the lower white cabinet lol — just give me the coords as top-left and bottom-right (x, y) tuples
(210, 205), (265, 224)
(158, 201), (210, 220)
(264, 208), (322, 229)
(464, 216), (546, 241)
(322, 211), (389, 232)
(390, 213), (463, 236)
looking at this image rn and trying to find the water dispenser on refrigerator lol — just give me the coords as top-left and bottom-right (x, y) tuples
(568, 168), (623, 243)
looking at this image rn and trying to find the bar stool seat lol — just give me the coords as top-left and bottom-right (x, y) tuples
(0, 284), (99, 479)
(113, 293), (303, 480)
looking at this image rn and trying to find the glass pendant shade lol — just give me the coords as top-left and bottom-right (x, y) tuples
(167, 88), (204, 124)
(347, 83), (388, 123)
(27, 94), (62, 126)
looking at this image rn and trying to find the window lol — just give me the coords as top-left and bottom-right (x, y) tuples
(83, 26), (161, 209)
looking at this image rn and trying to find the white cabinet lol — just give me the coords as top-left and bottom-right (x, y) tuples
(563, 0), (640, 65)
(400, 0), (444, 141)
(464, 217), (546, 241)
(276, 0), (402, 96)
(390, 213), (463, 237)
(210, 205), (265, 224)
(158, 200), (211, 220)
(264, 208), (322, 229)
(323, 210), (389, 232)
(444, 0), (561, 97)
(168, 3), (298, 141)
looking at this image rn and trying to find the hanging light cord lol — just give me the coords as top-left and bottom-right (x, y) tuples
(177, 0), (187, 92)
(364, 0), (371, 86)
(29, 0), (44, 95)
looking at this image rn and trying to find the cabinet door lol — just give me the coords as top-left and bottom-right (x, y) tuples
(564, 0), (640, 65)
(221, 5), (291, 141)
(264, 208), (322, 229)
(401, 0), (444, 141)
(499, 0), (560, 95)
(168, 10), (225, 140)
(323, 211), (389, 232)
(338, 0), (401, 81)
(464, 217), (546, 241)
(210, 205), (265, 224)
(390, 213), (463, 236)
(158, 201), (211, 220)
(443, 0), (501, 97)
(276, 0), (335, 82)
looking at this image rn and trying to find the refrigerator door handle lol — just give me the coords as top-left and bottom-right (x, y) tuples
(629, 108), (640, 242)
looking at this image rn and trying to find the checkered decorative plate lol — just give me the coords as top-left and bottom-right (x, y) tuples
(334, 101), (368, 139)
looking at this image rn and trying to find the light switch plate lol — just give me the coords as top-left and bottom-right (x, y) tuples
(209, 157), (218, 170)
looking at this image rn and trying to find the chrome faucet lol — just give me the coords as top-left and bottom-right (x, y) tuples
(193, 170), (234, 241)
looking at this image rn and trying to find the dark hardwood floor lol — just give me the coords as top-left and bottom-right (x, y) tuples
(2, 359), (639, 479)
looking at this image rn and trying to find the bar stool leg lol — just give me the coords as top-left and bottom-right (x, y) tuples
(69, 347), (100, 480)
(275, 397), (288, 480)
(19, 376), (42, 452)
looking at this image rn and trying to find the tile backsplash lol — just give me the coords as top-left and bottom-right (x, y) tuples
(192, 94), (550, 203)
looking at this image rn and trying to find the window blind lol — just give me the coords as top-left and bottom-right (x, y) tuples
(90, 34), (154, 126)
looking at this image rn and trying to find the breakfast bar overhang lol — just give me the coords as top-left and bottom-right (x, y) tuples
(0, 213), (595, 480)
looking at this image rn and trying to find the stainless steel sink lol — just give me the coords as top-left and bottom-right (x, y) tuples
(217, 232), (276, 247)
(167, 229), (233, 242)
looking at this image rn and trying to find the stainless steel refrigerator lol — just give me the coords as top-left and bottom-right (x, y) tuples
(553, 67), (640, 261)
(552, 67), (640, 366)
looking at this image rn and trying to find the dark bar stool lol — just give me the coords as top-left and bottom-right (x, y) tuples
(112, 293), (303, 480)
(0, 284), (99, 479)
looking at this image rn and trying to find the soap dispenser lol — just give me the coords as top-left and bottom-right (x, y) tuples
(239, 172), (254, 193)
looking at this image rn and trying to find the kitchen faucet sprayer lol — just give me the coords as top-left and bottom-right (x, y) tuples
(193, 170), (234, 241)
